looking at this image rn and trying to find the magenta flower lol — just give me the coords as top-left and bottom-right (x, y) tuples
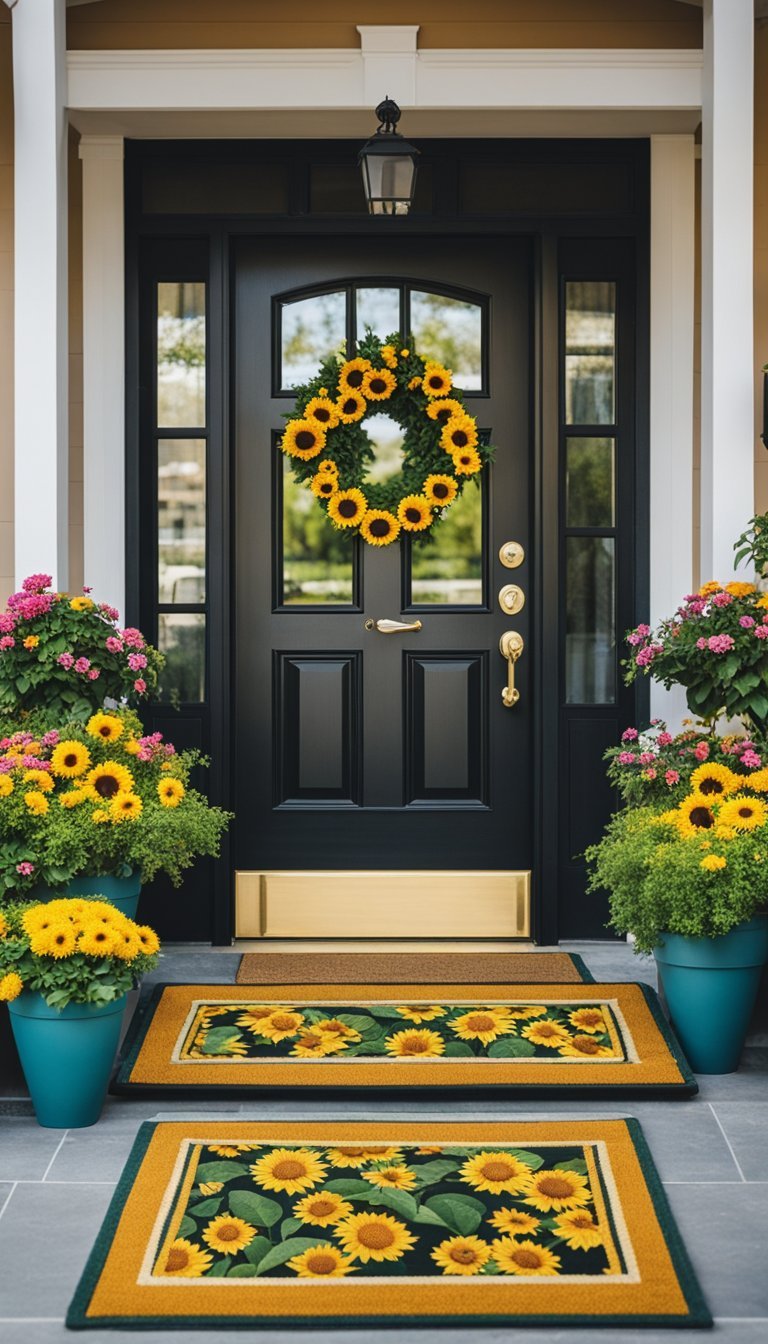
(87, 667), (101, 680)
(82, 585), (93, 594)
(16, 862), (34, 877)
(635, 645), (660, 667)
(657, 732), (673, 746)
(618, 752), (636, 765)
(122, 628), (145, 649)
(0, 614), (16, 634)
(100, 604), (120, 622)
(7, 592), (53, 620)
(707, 634), (735, 654)
(21, 574), (51, 594)
(742, 749), (762, 769)
(127, 652), (148, 672)
(665, 769), (680, 785)
(133, 678), (147, 694)
(621, 728), (639, 742)
(74, 657), (91, 674)
(638, 752), (656, 766)
(57, 652), (74, 669)
(696, 637), (708, 650)
(755, 625), (768, 640)
(712, 591), (733, 607)
(105, 636), (123, 653)
(739, 615), (756, 628)
(0, 636), (15, 650)
(40, 730), (60, 748)
(627, 632), (643, 647)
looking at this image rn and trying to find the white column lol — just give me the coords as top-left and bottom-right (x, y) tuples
(700, 0), (754, 583)
(78, 136), (125, 616)
(10, 0), (68, 589)
(650, 134), (695, 728)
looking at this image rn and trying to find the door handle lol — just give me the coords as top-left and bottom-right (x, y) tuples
(499, 630), (524, 707)
(365, 618), (423, 634)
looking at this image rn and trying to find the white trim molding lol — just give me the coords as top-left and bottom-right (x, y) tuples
(78, 135), (125, 616)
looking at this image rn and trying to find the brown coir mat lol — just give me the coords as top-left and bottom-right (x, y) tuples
(236, 951), (594, 986)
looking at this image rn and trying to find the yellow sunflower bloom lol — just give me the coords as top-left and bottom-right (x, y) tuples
(421, 363), (453, 398)
(310, 470), (338, 500)
(689, 762), (739, 797)
(559, 1034), (614, 1058)
(384, 1027), (445, 1058)
(502, 1005), (549, 1020)
(198, 1181), (224, 1196)
(24, 790), (49, 816)
(553, 1210), (604, 1250)
(440, 415), (479, 455)
(304, 396), (340, 430)
(290, 1028), (345, 1058)
(452, 446), (482, 476)
(360, 510), (400, 546)
(124, 738), (140, 756)
(487, 1207), (540, 1236)
(281, 418), (327, 461)
(431, 1235), (492, 1276)
(287, 1244), (357, 1278)
(0, 776), (13, 798)
(92, 809), (111, 824)
(717, 794), (768, 831)
(746, 768), (768, 792)
(725, 581), (756, 597)
(317, 458), (338, 476)
(110, 791), (143, 822)
(325, 1145), (403, 1168)
(395, 1005), (446, 1023)
(338, 356), (372, 393)
(451, 1007), (515, 1045)
(362, 367), (396, 400)
(491, 1237), (562, 1276)
(45, 924), (77, 959)
(335, 1211), (417, 1264)
(0, 912), (8, 938)
(675, 792), (716, 837)
(400, 348), (410, 357)
(250, 1147), (327, 1194)
(292, 1191), (353, 1227)
(423, 474), (459, 507)
(136, 925), (160, 955)
(70, 596), (94, 612)
(158, 777), (185, 808)
(523, 1167), (591, 1213)
(362, 1165), (418, 1192)
(700, 853), (727, 871)
(258, 1009), (306, 1041)
(207, 1144), (261, 1158)
(112, 928), (143, 962)
(408, 376), (422, 390)
(380, 345), (398, 369)
(327, 488), (368, 529)
(23, 769), (54, 794)
(521, 1019), (572, 1049)
(397, 495), (433, 532)
(86, 760), (135, 802)
(86, 713), (124, 744)
(567, 1007), (608, 1035)
(156, 1238), (213, 1278)
(426, 397), (465, 424)
(0, 972), (23, 1002)
(335, 391), (367, 423)
(312, 1017), (362, 1043)
(60, 788), (87, 808)
(236, 1005), (282, 1034)
(201, 1214), (256, 1254)
(459, 1151), (531, 1196)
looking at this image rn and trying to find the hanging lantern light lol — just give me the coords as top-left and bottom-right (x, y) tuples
(359, 97), (419, 216)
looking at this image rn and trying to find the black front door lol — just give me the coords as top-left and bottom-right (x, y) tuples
(233, 236), (532, 923)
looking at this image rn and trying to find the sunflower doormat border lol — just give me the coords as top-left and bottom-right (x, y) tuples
(113, 982), (697, 1097)
(66, 1118), (711, 1330)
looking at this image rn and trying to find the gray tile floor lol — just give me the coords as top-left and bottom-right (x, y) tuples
(0, 941), (766, 1343)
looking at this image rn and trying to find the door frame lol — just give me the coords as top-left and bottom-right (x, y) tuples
(125, 137), (649, 945)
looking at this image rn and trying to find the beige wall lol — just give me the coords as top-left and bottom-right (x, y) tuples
(66, 0), (703, 53)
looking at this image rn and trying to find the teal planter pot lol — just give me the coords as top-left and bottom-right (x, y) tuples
(29, 870), (141, 920)
(654, 914), (768, 1074)
(8, 992), (126, 1128)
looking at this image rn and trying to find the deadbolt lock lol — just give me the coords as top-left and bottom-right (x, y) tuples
(498, 583), (525, 615)
(499, 541), (525, 569)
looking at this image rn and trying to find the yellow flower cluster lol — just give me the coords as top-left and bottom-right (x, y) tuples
(0, 971), (23, 1002)
(21, 898), (160, 962)
(659, 762), (768, 870)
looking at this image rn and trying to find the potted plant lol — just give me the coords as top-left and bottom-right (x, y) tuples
(0, 897), (160, 1126)
(0, 708), (232, 917)
(586, 767), (768, 1072)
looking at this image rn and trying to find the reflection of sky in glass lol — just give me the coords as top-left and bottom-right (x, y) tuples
(565, 282), (616, 425)
(281, 291), (346, 388)
(411, 484), (483, 606)
(361, 413), (405, 485)
(410, 291), (482, 390)
(356, 287), (400, 341)
(158, 439), (206, 603)
(157, 282), (206, 428)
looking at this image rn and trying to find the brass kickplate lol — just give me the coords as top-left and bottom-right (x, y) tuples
(235, 870), (531, 940)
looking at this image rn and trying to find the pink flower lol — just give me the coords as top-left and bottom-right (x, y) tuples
(707, 634), (735, 654)
(82, 586), (93, 594)
(657, 732), (673, 747)
(100, 604), (120, 622)
(643, 768), (657, 780)
(0, 614), (16, 634)
(40, 730), (59, 748)
(105, 636), (123, 653)
(7, 592), (53, 620)
(0, 636), (15, 650)
(57, 652), (74, 669)
(133, 678), (147, 694)
(618, 752), (636, 765)
(635, 624), (651, 638)
(21, 574), (51, 594)
(127, 652), (147, 672)
(742, 749), (762, 769)
(0, 760), (13, 774)
(712, 591), (733, 607)
(122, 627), (145, 649)
(74, 657), (90, 674)
(635, 644), (660, 667)
(755, 625), (768, 640)
(694, 741), (710, 762)
(621, 728), (639, 742)
(696, 637), (708, 650)
(627, 632), (643, 647)
(638, 752), (656, 765)
(16, 862), (34, 876)
(665, 769), (680, 785)
(740, 616), (756, 628)
(87, 667), (101, 680)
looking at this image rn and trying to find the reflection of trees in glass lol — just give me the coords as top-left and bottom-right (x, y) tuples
(159, 616), (205, 704)
(157, 283), (206, 427)
(566, 440), (614, 527)
(409, 292), (482, 389)
(282, 292), (346, 386)
(283, 467), (353, 604)
(565, 537), (615, 703)
(411, 483), (483, 604)
(565, 283), (615, 425)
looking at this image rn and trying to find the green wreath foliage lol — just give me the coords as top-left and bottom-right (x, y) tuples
(280, 332), (493, 546)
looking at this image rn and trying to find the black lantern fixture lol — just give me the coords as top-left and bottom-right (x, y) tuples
(359, 97), (419, 216)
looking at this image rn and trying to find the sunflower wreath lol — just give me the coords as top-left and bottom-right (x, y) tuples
(280, 332), (493, 546)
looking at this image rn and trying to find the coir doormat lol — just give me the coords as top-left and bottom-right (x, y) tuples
(236, 950), (594, 984)
(66, 1118), (710, 1330)
(113, 983), (696, 1098)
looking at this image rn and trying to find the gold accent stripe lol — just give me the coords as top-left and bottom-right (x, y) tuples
(583, 1143), (622, 1277)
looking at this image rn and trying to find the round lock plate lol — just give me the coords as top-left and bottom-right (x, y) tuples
(499, 541), (524, 569)
(498, 584), (525, 615)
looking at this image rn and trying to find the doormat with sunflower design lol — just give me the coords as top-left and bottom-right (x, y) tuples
(113, 982), (696, 1097)
(235, 950), (594, 984)
(66, 1119), (710, 1330)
